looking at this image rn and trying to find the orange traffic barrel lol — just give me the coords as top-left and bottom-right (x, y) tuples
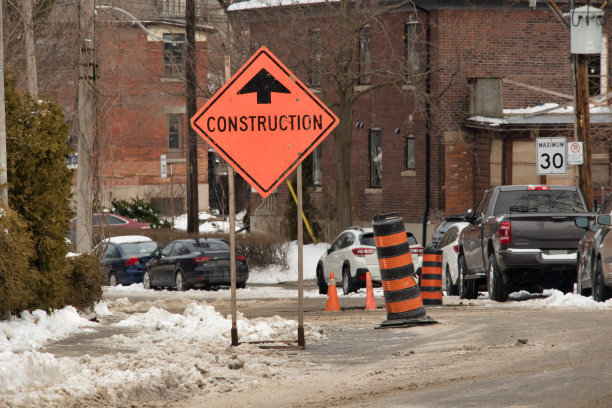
(421, 248), (443, 306)
(372, 213), (436, 328)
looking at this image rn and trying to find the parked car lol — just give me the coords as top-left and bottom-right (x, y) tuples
(575, 193), (612, 301)
(316, 226), (423, 295)
(458, 185), (592, 301)
(93, 235), (160, 286)
(437, 221), (470, 295)
(430, 214), (467, 247)
(143, 238), (248, 291)
(68, 213), (151, 248)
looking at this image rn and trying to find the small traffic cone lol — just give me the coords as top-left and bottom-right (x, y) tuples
(365, 271), (377, 310)
(325, 272), (341, 311)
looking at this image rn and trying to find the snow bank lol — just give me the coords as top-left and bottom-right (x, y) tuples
(0, 301), (324, 407)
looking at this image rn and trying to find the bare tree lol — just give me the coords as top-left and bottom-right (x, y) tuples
(227, 0), (450, 231)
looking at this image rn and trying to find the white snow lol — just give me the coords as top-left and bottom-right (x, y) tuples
(99, 235), (154, 244)
(171, 209), (247, 233)
(3, 232), (612, 406)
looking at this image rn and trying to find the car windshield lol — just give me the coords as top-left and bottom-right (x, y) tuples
(192, 240), (229, 251)
(494, 190), (586, 215)
(118, 241), (158, 255)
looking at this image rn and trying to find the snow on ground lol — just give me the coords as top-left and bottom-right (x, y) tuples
(172, 209), (247, 233)
(1, 296), (325, 406)
(3, 237), (612, 406)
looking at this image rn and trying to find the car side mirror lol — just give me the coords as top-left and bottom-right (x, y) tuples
(327, 247), (332, 254)
(574, 217), (590, 229)
(596, 214), (611, 226)
(464, 209), (475, 223)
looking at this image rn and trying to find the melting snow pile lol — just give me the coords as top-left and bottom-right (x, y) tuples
(0, 302), (324, 407)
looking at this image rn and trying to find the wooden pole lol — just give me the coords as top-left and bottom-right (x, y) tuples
(76, 0), (95, 253)
(185, 0), (199, 233)
(574, 54), (594, 211)
(0, 0), (7, 208)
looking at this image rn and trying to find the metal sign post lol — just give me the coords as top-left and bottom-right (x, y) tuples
(223, 55), (239, 347)
(297, 163), (305, 347)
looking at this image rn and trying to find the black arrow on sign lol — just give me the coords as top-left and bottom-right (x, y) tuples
(237, 68), (290, 104)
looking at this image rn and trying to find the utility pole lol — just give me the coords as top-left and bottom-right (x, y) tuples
(0, 0), (8, 207)
(574, 54), (593, 211)
(76, 0), (95, 252)
(186, 0), (199, 233)
(23, 0), (38, 96)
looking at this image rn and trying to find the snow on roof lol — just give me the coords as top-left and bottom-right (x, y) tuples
(101, 235), (153, 244)
(468, 102), (612, 126)
(228, 0), (335, 11)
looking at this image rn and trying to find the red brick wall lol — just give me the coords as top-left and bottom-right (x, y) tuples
(95, 23), (209, 204)
(243, 4), (610, 235)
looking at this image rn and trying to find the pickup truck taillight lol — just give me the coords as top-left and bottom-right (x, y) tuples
(352, 247), (376, 257)
(499, 221), (511, 244)
(411, 246), (424, 257)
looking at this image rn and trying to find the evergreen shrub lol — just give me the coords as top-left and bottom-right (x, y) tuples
(0, 207), (37, 319)
(65, 254), (105, 311)
(111, 197), (171, 228)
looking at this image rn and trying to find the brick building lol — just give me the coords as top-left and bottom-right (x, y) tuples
(39, 0), (235, 216)
(228, 0), (612, 243)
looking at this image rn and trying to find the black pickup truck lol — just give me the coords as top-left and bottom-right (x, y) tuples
(457, 185), (592, 301)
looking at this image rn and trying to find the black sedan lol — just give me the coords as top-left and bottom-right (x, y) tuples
(143, 238), (249, 291)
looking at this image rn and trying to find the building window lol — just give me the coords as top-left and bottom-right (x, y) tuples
(405, 135), (415, 171)
(167, 114), (183, 153)
(312, 145), (322, 186)
(158, 0), (185, 17)
(358, 25), (371, 85)
(403, 22), (419, 84)
(163, 33), (185, 78)
(369, 129), (382, 187)
(308, 28), (321, 88)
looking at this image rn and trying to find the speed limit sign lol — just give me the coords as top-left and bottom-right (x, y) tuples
(536, 137), (566, 175)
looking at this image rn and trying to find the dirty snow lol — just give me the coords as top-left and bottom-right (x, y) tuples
(2, 237), (612, 406)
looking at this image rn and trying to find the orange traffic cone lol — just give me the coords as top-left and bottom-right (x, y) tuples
(325, 272), (341, 311)
(365, 271), (377, 310)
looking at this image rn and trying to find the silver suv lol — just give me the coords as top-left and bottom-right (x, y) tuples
(316, 226), (423, 295)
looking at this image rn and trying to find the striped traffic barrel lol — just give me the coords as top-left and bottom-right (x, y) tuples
(420, 248), (443, 306)
(372, 213), (435, 327)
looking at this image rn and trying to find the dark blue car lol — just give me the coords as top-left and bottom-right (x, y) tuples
(94, 235), (160, 286)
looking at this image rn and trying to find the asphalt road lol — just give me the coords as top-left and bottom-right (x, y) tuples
(96, 280), (612, 408)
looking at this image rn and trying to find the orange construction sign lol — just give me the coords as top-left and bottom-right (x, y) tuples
(191, 47), (339, 198)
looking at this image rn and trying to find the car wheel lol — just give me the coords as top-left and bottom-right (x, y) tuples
(445, 267), (458, 296)
(237, 282), (246, 289)
(488, 254), (508, 302)
(143, 269), (152, 290)
(175, 270), (187, 292)
(342, 266), (354, 295)
(593, 259), (611, 302)
(108, 273), (117, 287)
(317, 265), (328, 295)
(458, 255), (477, 300)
